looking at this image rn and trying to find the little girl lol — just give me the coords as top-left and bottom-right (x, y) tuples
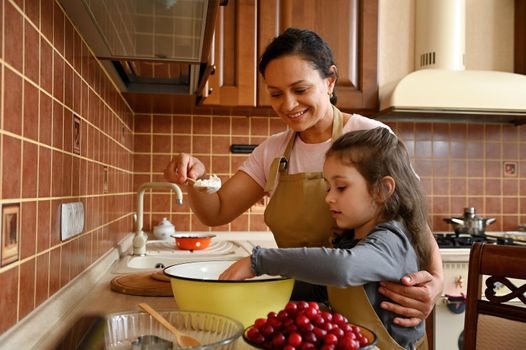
(220, 127), (431, 350)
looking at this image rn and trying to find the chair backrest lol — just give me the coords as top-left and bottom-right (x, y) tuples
(463, 242), (526, 350)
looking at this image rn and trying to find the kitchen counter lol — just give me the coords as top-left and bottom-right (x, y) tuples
(0, 233), (265, 350)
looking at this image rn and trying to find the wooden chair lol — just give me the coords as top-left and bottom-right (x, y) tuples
(463, 242), (526, 349)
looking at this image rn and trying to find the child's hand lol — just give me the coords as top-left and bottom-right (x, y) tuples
(218, 256), (256, 280)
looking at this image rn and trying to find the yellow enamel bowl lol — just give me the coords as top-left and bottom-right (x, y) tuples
(164, 260), (294, 327)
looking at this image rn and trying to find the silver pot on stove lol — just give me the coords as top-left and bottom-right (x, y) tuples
(443, 207), (496, 236)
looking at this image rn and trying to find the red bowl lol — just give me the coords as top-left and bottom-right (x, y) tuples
(171, 233), (216, 250)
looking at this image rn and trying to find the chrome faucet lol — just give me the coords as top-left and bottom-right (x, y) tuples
(133, 182), (183, 256)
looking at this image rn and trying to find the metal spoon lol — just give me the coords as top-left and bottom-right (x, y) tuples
(138, 303), (201, 348)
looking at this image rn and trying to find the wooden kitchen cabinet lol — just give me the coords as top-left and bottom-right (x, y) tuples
(203, 0), (257, 106)
(205, 0), (379, 115)
(258, 0), (379, 114)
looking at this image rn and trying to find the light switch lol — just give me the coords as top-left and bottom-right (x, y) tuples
(61, 202), (84, 241)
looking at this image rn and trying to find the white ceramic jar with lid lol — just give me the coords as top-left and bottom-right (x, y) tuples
(153, 217), (176, 240)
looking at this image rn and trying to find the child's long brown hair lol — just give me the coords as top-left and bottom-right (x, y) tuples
(326, 127), (431, 269)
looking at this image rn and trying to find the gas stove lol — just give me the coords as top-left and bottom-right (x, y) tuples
(434, 231), (526, 249)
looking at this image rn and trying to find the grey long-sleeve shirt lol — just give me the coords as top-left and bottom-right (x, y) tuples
(252, 220), (424, 349)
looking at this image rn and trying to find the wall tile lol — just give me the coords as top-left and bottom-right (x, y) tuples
(20, 201), (37, 259)
(4, 68), (23, 134)
(19, 259), (36, 319)
(2, 135), (21, 198)
(251, 117), (269, 136)
(232, 117), (250, 135)
(53, 51), (64, 102)
(211, 135), (230, 154)
(0, 267), (18, 333)
(152, 134), (171, 153)
(4, 1), (23, 72)
(152, 116), (171, 133)
(23, 81), (39, 140)
(193, 135), (211, 154)
(193, 116), (211, 134)
(40, 0), (53, 43)
(212, 116), (230, 134)
(38, 146), (51, 197)
(36, 200), (51, 252)
(24, 20), (40, 84)
(53, 2), (65, 55)
(22, 141), (38, 198)
(35, 252), (49, 307)
(39, 91), (52, 145)
(25, 0), (40, 29)
(173, 115), (192, 133)
(40, 39), (53, 94)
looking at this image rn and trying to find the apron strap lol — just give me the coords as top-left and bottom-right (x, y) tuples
(332, 105), (344, 139)
(264, 105), (344, 193)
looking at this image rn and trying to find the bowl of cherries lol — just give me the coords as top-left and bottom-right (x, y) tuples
(243, 301), (377, 349)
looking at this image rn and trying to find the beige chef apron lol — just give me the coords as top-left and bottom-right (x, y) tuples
(328, 286), (428, 350)
(263, 106), (344, 248)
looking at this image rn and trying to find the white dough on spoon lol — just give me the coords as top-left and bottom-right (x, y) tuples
(192, 174), (221, 193)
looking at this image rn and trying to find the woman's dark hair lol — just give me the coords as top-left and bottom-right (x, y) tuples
(326, 128), (432, 269)
(259, 27), (338, 105)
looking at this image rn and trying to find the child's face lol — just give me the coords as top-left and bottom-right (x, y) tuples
(323, 156), (380, 238)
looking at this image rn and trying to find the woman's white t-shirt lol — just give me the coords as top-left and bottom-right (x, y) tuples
(239, 114), (390, 195)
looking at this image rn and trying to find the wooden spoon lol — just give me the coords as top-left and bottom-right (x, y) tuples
(138, 303), (201, 347)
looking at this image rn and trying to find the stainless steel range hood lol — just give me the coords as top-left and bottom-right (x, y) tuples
(377, 0), (526, 125)
(59, 0), (226, 112)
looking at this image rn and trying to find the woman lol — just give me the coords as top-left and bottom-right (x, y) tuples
(220, 127), (431, 349)
(164, 28), (442, 327)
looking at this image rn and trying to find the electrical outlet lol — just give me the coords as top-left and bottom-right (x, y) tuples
(61, 202), (85, 241)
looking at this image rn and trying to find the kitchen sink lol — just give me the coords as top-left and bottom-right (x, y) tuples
(111, 232), (276, 274)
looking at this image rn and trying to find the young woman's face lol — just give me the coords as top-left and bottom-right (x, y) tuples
(323, 156), (381, 238)
(263, 55), (335, 133)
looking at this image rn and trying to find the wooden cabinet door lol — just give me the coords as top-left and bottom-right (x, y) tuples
(258, 0), (379, 114)
(203, 0), (257, 106)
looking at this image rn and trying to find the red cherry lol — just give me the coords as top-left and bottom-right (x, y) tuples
(302, 331), (317, 344)
(304, 307), (319, 319)
(329, 327), (345, 339)
(260, 324), (275, 338)
(277, 310), (290, 320)
(271, 333), (287, 348)
(300, 342), (315, 349)
(358, 335), (370, 347)
(285, 302), (298, 314)
(287, 332), (303, 347)
(295, 314), (311, 328)
(307, 301), (320, 310)
(323, 333), (339, 346)
(296, 301), (310, 310)
(267, 311), (278, 319)
(320, 345), (335, 350)
(338, 336), (360, 350)
(332, 313), (345, 324)
(313, 326), (328, 339)
(254, 318), (267, 329)
(283, 346), (296, 350)
(321, 311), (333, 322)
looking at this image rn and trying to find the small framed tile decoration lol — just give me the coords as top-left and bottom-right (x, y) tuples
(73, 114), (81, 155)
(1, 203), (20, 266)
(503, 161), (517, 177)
